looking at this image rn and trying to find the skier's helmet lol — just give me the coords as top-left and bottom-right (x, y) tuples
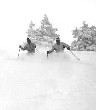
(27, 38), (31, 44)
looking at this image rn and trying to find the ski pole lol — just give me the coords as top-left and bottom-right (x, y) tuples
(18, 48), (20, 57)
(70, 50), (80, 60)
(47, 51), (49, 58)
(47, 53), (48, 58)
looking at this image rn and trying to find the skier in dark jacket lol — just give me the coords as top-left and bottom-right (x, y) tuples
(47, 37), (70, 56)
(19, 38), (36, 54)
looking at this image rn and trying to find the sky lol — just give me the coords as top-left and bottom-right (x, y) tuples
(0, 0), (96, 50)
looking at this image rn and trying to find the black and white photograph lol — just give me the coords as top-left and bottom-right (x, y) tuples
(0, 0), (96, 110)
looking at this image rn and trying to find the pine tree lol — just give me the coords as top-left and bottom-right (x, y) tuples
(26, 15), (60, 47)
(71, 21), (96, 51)
(39, 14), (59, 43)
(26, 21), (36, 38)
(26, 21), (42, 44)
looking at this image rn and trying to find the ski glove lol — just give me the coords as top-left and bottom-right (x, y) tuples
(67, 47), (70, 50)
(19, 45), (21, 48)
(47, 51), (49, 55)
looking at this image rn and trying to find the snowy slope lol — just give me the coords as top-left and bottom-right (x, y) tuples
(0, 50), (96, 110)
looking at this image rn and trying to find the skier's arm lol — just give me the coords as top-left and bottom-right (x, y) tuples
(19, 45), (27, 51)
(63, 43), (70, 50)
(47, 46), (55, 55)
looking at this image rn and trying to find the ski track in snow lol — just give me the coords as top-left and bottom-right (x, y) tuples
(0, 50), (96, 110)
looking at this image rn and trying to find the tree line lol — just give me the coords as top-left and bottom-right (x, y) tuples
(26, 15), (96, 51)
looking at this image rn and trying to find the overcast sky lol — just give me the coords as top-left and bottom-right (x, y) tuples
(0, 0), (96, 50)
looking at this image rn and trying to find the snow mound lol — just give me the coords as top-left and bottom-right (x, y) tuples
(0, 50), (96, 110)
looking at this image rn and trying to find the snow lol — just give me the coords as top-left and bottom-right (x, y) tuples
(0, 49), (96, 110)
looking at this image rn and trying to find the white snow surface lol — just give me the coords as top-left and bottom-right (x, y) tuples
(0, 48), (96, 110)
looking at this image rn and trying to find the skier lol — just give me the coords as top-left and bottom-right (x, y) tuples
(19, 38), (36, 54)
(47, 37), (70, 57)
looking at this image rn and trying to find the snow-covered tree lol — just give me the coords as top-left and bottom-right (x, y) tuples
(26, 21), (36, 37)
(26, 21), (43, 45)
(26, 14), (60, 47)
(38, 14), (59, 43)
(71, 21), (96, 51)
